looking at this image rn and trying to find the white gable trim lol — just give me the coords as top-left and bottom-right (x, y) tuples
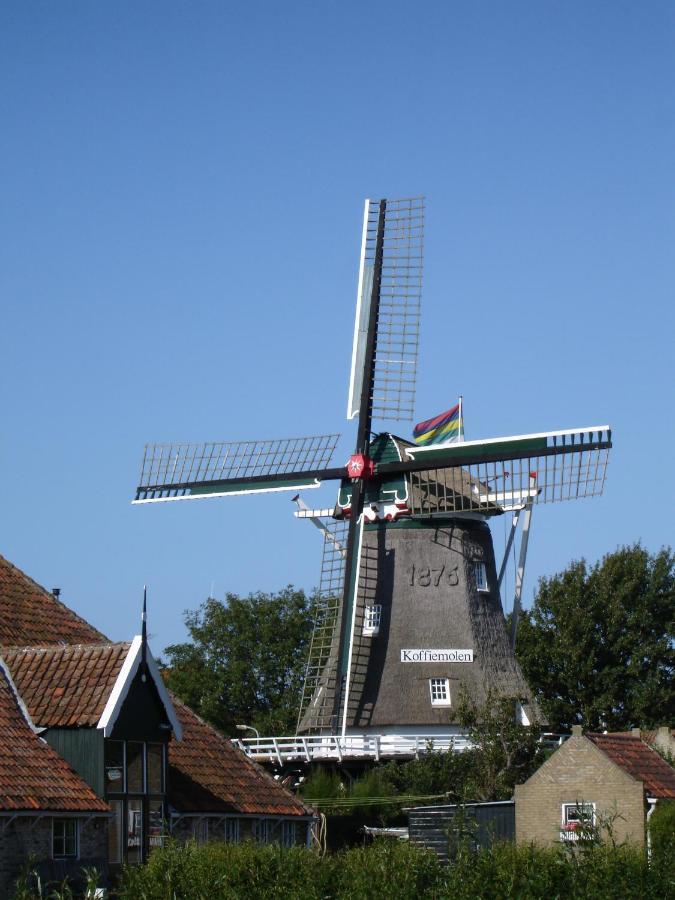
(97, 636), (182, 740)
(0, 656), (38, 733)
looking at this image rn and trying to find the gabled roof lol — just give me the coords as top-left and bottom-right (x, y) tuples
(168, 694), (311, 817)
(0, 659), (108, 813)
(0, 555), (105, 647)
(587, 733), (675, 799)
(3, 638), (182, 739)
(3, 643), (130, 728)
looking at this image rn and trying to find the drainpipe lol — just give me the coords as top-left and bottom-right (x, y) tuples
(646, 798), (657, 861)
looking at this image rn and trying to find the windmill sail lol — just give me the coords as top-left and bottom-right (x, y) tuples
(347, 197), (424, 423)
(397, 426), (611, 515)
(134, 434), (341, 502)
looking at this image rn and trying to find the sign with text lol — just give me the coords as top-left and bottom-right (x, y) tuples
(400, 648), (474, 663)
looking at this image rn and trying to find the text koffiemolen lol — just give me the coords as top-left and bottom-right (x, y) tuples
(400, 649), (474, 663)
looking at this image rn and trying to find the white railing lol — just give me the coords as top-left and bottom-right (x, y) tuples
(234, 733), (472, 764)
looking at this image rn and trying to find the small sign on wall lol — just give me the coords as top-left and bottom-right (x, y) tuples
(401, 648), (474, 663)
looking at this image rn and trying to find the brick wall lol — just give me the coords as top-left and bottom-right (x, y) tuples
(0, 815), (107, 897)
(514, 733), (646, 847)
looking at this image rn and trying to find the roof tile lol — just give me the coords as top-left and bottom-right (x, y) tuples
(0, 555), (105, 647)
(0, 660), (108, 812)
(587, 733), (675, 799)
(3, 643), (130, 728)
(168, 694), (312, 817)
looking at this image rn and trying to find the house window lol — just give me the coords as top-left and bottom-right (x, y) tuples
(108, 799), (123, 864)
(148, 800), (165, 849)
(363, 604), (382, 635)
(147, 743), (165, 794)
(53, 818), (78, 859)
(252, 819), (270, 843)
(192, 818), (209, 843)
(126, 742), (145, 793)
(473, 561), (488, 591)
(281, 821), (298, 847)
(429, 678), (451, 706)
(127, 798), (143, 864)
(105, 740), (125, 793)
(224, 818), (240, 843)
(560, 803), (596, 841)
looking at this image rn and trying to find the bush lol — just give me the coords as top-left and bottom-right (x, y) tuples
(114, 837), (673, 900)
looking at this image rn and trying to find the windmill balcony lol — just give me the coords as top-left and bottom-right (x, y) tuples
(233, 732), (473, 765)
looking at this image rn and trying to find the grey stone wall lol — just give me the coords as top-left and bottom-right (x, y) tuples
(0, 816), (107, 898)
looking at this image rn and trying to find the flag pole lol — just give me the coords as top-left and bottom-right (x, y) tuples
(458, 395), (464, 442)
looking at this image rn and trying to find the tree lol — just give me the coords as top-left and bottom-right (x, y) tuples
(164, 586), (314, 736)
(515, 544), (674, 732)
(456, 690), (544, 801)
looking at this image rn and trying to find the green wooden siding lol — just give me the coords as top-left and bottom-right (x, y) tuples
(44, 727), (105, 797)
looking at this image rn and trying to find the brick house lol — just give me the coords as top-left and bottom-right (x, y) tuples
(515, 725), (675, 847)
(0, 554), (314, 894)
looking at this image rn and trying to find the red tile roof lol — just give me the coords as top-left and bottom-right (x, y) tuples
(0, 555), (106, 647)
(168, 694), (312, 817)
(587, 733), (675, 799)
(3, 643), (130, 728)
(0, 660), (108, 812)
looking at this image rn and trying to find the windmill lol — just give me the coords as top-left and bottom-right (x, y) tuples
(133, 197), (611, 759)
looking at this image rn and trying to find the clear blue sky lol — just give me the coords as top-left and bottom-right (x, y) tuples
(1, 2), (673, 653)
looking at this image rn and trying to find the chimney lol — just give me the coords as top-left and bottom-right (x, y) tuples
(571, 725), (583, 737)
(52, 588), (61, 599)
(631, 727), (641, 737)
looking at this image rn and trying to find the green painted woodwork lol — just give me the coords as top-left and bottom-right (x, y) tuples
(338, 434), (408, 509)
(368, 433), (401, 465)
(111, 668), (172, 742)
(189, 477), (318, 497)
(45, 727), (105, 797)
(406, 435), (547, 464)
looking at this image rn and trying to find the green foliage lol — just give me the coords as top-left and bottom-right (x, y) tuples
(164, 586), (314, 735)
(113, 838), (673, 899)
(650, 800), (675, 876)
(300, 768), (345, 802)
(515, 544), (674, 731)
(457, 689), (545, 801)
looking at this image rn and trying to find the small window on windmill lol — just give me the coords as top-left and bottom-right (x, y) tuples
(429, 678), (451, 706)
(363, 604), (382, 635)
(473, 561), (489, 592)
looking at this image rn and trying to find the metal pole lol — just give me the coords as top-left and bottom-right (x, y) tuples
(510, 497), (534, 649)
(497, 508), (521, 591)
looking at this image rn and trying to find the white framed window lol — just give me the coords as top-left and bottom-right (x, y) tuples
(473, 561), (489, 592)
(53, 818), (78, 859)
(560, 803), (596, 841)
(224, 818), (240, 843)
(363, 604), (382, 635)
(429, 678), (451, 706)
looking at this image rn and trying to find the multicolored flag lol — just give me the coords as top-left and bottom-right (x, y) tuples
(413, 400), (464, 445)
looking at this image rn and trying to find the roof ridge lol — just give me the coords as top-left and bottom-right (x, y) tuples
(2, 641), (130, 654)
(0, 553), (109, 642)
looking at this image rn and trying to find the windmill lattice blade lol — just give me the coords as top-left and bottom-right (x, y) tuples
(348, 197), (424, 423)
(403, 427), (611, 516)
(296, 519), (348, 734)
(135, 433), (340, 501)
